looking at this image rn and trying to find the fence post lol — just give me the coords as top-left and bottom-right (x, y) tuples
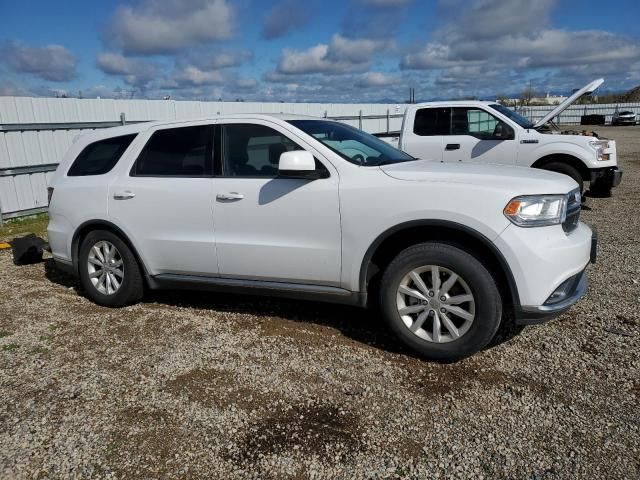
(358, 110), (362, 130)
(386, 109), (390, 133)
(120, 112), (126, 125)
(324, 110), (327, 118)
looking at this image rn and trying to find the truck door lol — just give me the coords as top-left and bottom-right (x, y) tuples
(400, 107), (448, 162)
(442, 107), (518, 165)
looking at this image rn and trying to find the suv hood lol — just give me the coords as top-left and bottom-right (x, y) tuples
(533, 78), (604, 129)
(380, 160), (578, 194)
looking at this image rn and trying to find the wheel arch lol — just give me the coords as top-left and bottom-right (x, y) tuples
(532, 154), (591, 181)
(71, 220), (150, 281)
(359, 220), (520, 311)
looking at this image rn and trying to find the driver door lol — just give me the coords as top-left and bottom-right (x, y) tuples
(442, 107), (517, 165)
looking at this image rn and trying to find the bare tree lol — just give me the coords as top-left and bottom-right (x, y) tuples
(519, 86), (536, 106)
(495, 93), (510, 106)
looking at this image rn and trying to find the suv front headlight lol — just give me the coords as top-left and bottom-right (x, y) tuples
(503, 194), (567, 227)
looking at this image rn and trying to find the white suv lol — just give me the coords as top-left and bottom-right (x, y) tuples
(48, 115), (596, 361)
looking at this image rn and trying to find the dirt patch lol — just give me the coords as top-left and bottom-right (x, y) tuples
(165, 367), (269, 410)
(106, 407), (188, 479)
(227, 402), (362, 463)
(400, 357), (551, 399)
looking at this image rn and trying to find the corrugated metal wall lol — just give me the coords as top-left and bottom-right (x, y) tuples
(1, 96), (639, 220)
(0, 96), (408, 219)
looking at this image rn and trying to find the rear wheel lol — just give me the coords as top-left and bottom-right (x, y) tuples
(379, 242), (502, 362)
(540, 161), (584, 194)
(78, 230), (143, 307)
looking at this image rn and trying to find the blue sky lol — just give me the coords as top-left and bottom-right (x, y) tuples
(1, 0), (639, 102)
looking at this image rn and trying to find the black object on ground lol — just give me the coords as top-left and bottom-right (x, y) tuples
(581, 114), (605, 125)
(10, 234), (49, 265)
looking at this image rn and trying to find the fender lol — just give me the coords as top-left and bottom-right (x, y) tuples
(70, 219), (151, 280)
(358, 219), (521, 309)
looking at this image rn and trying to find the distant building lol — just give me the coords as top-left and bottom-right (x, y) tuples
(499, 92), (568, 106)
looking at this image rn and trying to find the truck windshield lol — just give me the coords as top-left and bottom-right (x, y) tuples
(288, 119), (415, 166)
(489, 104), (535, 129)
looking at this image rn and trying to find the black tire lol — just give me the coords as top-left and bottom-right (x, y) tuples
(540, 162), (584, 194)
(379, 242), (502, 362)
(78, 230), (144, 307)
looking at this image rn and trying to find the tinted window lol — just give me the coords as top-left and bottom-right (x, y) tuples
(288, 120), (415, 166)
(133, 125), (213, 177)
(413, 108), (450, 136)
(222, 124), (302, 177)
(67, 134), (136, 176)
(489, 104), (534, 128)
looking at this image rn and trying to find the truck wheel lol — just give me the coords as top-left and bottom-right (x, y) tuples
(541, 162), (584, 194)
(379, 243), (502, 362)
(78, 230), (144, 307)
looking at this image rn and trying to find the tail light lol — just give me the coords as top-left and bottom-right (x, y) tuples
(47, 187), (54, 206)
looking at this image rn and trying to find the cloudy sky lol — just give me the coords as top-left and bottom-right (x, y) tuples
(1, 0), (639, 102)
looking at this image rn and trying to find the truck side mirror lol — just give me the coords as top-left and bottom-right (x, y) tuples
(493, 122), (514, 140)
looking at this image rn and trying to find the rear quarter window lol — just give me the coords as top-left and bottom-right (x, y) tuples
(67, 134), (137, 176)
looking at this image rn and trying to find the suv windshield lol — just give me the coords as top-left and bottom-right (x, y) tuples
(489, 104), (534, 129)
(288, 119), (415, 166)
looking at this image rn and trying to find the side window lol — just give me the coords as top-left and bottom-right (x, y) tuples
(413, 108), (450, 136)
(133, 125), (213, 177)
(222, 124), (303, 177)
(452, 108), (500, 138)
(67, 134), (136, 176)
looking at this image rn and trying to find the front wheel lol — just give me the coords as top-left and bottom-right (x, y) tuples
(540, 162), (584, 195)
(379, 243), (502, 362)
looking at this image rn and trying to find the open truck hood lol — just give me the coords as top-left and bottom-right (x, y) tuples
(533, 78), (604, 129)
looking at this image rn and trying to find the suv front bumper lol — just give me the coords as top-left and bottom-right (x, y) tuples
(515, 269), (588, 324)
(514, 231), (596, 325)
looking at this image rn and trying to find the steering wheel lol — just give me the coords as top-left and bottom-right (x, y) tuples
(352, 154), (365, 165)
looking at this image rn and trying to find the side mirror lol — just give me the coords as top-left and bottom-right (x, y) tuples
(493, 122), (514, 140)
(279, 150), (324, 179)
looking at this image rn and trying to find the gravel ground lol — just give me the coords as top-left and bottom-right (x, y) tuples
(1, 126), (639, 479)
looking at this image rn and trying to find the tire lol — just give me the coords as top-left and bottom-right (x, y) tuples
(379, 242), (502, 362)
(78, 230), (144, 307)
(540, 161), (584, 194)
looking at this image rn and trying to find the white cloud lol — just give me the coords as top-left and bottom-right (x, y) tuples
(263, 0), (310, 40)
(356, 72), (399, 87)
(96, 52), (158, 87)
(276, 34), (391, 75)
(1, 41), (76, 82)
(106, 0), (234, 55)
(170, 66), (225, 86)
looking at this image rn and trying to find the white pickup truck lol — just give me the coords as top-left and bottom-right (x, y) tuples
(377, 79), (622, 196)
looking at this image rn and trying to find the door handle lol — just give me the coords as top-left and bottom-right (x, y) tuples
(445, 143), (460, 150)
(216, 192), (244, 201)
(113, 190), (135, 200)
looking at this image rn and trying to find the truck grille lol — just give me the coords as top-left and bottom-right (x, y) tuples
(563, 189), (581, 233)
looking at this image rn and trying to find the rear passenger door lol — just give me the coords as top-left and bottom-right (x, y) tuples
(108, 124), (218, 276)
(401, 107), (448, 161)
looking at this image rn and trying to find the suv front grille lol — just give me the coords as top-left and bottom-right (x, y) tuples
(562, 189), (581, 233)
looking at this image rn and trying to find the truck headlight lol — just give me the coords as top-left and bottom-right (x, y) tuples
(589, 140), (609, 161)
(503, 194), (567, 227)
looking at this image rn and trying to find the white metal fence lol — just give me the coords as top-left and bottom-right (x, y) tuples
(1, 96), (639, 221)
(517, 103), (640, 125)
